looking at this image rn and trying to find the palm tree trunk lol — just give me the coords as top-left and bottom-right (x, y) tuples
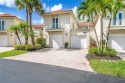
(105, 16), (112, 49)
(92, 19), (99, 47)
(25, 8), (29, 45)
(100, 14), (104, 49)
(29, 12), (35, 45)
(15, 31), (21, 44)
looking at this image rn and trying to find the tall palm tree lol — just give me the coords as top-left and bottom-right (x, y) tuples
(87, 0), (108, 49)
(77, 1), (99, 47)
(15, 0), (29, 44)
(15, 0), (44, 45)
(105, 0), (125, 49)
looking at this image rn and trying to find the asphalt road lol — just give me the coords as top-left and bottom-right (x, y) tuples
(0, 59), (125, 83)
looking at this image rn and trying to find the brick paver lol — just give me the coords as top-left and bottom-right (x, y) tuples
(5, 48), (93, 72)
(0, 47), (14, 53)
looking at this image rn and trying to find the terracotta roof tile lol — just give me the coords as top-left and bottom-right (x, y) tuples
(32, 24), (43, 29)
(0, 13), (15, 17)
(79, 22), (93, 27)
(44, 10), (72, 14)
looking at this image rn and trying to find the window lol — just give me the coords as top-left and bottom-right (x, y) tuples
(0, 20), (5, 30)
(118, 13), (123, 25)
(52, 18), (58, 29)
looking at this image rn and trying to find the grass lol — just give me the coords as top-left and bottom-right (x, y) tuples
(0, 50), (27, 58)
(89, 60), (125, 78)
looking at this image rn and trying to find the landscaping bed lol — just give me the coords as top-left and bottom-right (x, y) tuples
(86, 54), (121, 61)
(0, 50), (27, 58)
(87, 47), (125, 78)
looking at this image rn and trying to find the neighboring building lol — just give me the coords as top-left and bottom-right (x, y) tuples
(42, 10), (91, 48)
(0, 13), (43, 47)
(32, 24), (43, 38)
(95, 9), (125, 50)
(0, 13), (24, 46)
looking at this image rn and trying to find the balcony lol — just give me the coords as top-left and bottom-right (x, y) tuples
(111, 19), (125, 29)
(46, 24), (64, 32)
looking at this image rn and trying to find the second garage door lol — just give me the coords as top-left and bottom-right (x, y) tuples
(109, 34), (125, 50)
(0, 36), (8, 47)
(49, 35), (63, 48)
(71, 35), (87, 49)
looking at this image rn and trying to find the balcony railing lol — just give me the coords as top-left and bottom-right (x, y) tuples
(112, 19), (125, 26)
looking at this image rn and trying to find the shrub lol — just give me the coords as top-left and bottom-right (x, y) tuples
(14, 44), (25, 50)
(35, 38), (46, 47)
(88, 48), (117, 57)
(14, 44), (42, 51)
(64, 42), (68, 49)
(25, 44), (36, 51)
(35, 44), (41, 49)
(88, 48), (98, 55)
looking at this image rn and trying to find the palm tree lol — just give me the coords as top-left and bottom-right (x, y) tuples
(15, 0), (29, 44)
(9, 25), (21, 44)
(105, 0), (125, 49)
(27, 0), (44, 45)
(77, 1), (99, 47)
(15, 0), (44, 45)
(87, 0), (108, 49)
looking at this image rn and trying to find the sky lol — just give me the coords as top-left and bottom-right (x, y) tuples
(0, 0), (84, 24)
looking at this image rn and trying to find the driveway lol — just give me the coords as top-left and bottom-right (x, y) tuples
(0, 58), (125, 83)
(5, 48), (92, 71)
(0, 47), (14, 53)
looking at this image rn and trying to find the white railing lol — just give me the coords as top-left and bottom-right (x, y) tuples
(112, 19), (125, 26)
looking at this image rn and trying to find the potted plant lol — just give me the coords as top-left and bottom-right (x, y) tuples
(64, 42), (68, 49)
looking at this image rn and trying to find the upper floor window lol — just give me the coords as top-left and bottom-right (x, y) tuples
(0, 20), (5, 30)
(53, 18), (58, 29)
(118, 12), (123, 25)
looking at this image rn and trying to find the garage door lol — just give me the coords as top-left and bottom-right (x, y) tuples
(49, 35), (63, 48)
(16, 36), (25, 44)
(71, 35), (87, 48)
(0, 36), (8, 46)
(109, 34), (125, 50)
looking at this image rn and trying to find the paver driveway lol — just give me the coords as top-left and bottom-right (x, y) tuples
(1, 48), (125, 83)
(5, 48), (92, 71)
(0, 47), (14, 53)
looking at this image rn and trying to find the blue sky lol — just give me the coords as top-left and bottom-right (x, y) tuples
(0, 0), (84, 24)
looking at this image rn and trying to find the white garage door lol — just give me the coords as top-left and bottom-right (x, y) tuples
(0, 36), (8, 46)
(71, 35), (87, 48)
(109, 34), (125, 50)
(49, 35), (63, 48)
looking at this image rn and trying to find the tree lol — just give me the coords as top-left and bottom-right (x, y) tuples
(15, 0), (29, 44)
(77, 1), (99, 47)
(105, 0), (125, 49)
(15, 0), (44, 45)
(27, 0), (44, 45)
(9, 25), (21, 44)
(18, 22), (29, 43)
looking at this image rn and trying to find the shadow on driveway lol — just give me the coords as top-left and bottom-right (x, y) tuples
(0, 59), (125, 83)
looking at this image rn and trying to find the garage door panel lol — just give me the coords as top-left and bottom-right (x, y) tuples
(109, 34), (125, 50)
(71, 36), (87, 49)
(0, 36), (8, 46)
(50, 35), (63, 48)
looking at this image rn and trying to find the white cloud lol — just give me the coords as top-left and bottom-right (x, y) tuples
(0, 0), (15, 7)
(51, 4), (62, 11)
(43, 3), (50, 12)
(72, 6), (77, 17)
(33, 19), (43, 24)
(0, 12), (4, 14)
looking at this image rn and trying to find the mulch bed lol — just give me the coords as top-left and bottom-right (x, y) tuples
(86, 54), (121, 61)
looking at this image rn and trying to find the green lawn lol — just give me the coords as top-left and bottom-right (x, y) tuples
(90, 60), (125, 78)
(0, 50), (27, 58)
